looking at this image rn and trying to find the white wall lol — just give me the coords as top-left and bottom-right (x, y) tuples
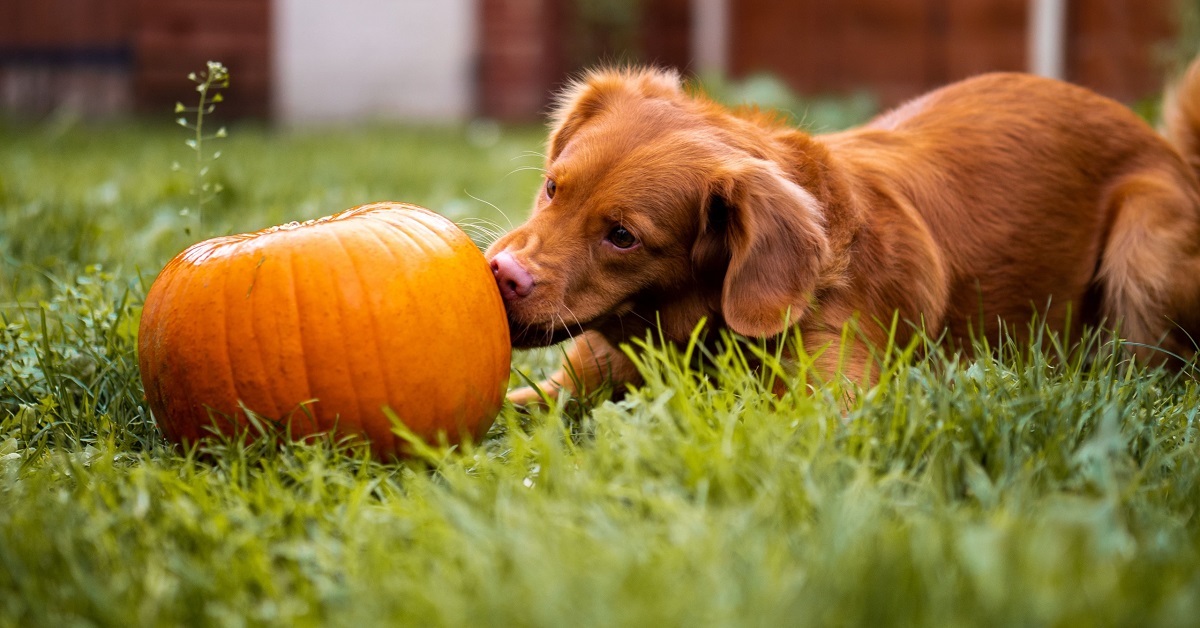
(1028, 0), (1067, 80)
(691, 0), (728, 76)
(274, 0), (476, 123)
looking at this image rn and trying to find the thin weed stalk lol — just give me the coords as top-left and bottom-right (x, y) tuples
(173, 61), (230, 239)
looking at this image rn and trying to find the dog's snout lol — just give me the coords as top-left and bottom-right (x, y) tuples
(490, 251), (534, 302)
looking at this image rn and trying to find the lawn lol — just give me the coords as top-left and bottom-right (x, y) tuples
(4, 108), (1200, 627)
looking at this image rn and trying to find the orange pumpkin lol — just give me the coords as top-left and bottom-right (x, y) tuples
(137, 202), (511, 458)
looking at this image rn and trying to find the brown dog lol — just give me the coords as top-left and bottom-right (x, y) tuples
(486, 62), (1200, 404)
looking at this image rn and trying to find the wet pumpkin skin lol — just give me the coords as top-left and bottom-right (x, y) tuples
(138, 202), (511, 459)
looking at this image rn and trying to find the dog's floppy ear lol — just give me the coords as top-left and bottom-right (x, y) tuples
(701, 158), (830, 337)
(548, 67), (683, 160)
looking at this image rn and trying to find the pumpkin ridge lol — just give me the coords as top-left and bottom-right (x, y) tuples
(379, 229), (432, 437)
(141, 261), (180, 440)
(242, 248), (281, 421)
(307, 226), (366, 437)
(350, 218), (411, 453)
(171, 263), (207, 442)
(462, 248), (511, 416)
(283, 245), (319, 429)
(407, 215), (458, 257)
(329, 225), (391, 451)
(364, 212), (439, 259)
(397, 205), (467, 244)
(215, 247), (253, 436)
(221, 240), (263, 420)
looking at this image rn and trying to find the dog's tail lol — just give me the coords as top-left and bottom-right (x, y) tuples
(1162, 57), (1200, 179)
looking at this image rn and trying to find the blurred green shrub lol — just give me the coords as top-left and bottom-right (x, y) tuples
(1166, 0), (1200, 72)
(694, 71), (878, 133)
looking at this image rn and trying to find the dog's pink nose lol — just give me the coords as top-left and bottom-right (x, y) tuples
(490, 251), (534, 301)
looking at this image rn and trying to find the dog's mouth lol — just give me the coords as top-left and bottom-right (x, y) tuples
(508, 320), (577, 349)
(499, 296), (593, 348)
(505, 301), (637, 349)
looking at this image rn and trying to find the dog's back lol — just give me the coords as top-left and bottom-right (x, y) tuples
(817, 70), (1200, 361)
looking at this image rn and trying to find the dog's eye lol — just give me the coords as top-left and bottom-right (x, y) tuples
(606, 225), (637, 249)
(545, 178), (557, 200)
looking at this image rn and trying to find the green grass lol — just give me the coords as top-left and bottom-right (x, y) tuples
(4, 115), (1200, 627)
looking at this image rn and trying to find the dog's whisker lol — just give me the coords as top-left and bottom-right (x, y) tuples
(456, 223), (506, 248)
(628, 309), (657, 331)
(512, 150), (548, 161)
(560, 304), (587, 337)
(555, 313), (576, 348)
(458, 216), (500, 226)
(457, 225), (499, 240)
(458, 218), (505, 235)
(505, 166), (550, 179)
(462, 192), (515, 230)
(457, 220), (506, 246)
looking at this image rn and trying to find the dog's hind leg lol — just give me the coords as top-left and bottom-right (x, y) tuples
(1096, 171), (1200, 366)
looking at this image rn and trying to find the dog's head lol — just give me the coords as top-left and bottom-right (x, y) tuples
(486, 67), (830, 348)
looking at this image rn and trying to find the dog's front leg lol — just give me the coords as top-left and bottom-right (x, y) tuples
(798, 329), (877, 391)
(507, 330), (641, 407)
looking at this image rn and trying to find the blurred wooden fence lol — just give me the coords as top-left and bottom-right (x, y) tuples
(0, 0), (1181, 120)
(0, 0), (269, 118)
(480, 0), (1177, 119)
(731, 0), (1174, 107)
(0, 0), (135, 116)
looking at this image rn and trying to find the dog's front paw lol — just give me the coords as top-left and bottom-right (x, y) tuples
(506, 384), (556, 408)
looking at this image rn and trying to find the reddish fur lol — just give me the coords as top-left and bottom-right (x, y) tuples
(489, 62), (1200, 404)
